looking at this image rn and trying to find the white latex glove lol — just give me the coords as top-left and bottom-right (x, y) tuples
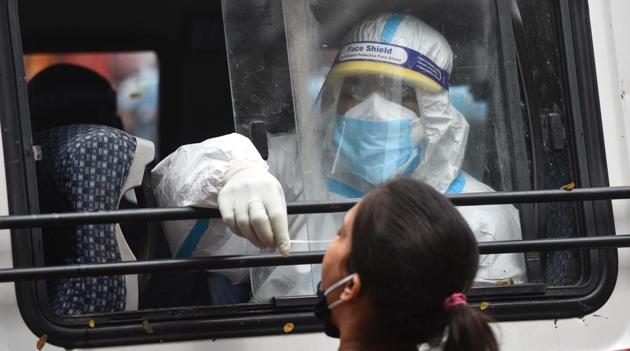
(218, 165), (291, 256)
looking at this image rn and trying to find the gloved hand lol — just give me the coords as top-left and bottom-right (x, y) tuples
(218, 165), (291, 256)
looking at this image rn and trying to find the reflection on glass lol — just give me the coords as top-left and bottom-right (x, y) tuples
(24, 52), (159, 146)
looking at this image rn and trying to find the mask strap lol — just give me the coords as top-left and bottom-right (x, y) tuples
(324, 273), (358, 311)
(327, 297), (345, 310)
(330, 119), (346, 174)
(324, 273), (357, 296)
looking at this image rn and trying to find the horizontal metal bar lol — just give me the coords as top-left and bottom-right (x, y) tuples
(0, 253), (323, 282)
(1, 234), (629, 283)
(0, 207), (221, 229)
(0, 186), (628, 229)
(448, 185), (630, 206)
(479, 234), (630, 254)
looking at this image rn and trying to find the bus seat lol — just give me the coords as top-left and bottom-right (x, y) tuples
(34, 124), (155, 315)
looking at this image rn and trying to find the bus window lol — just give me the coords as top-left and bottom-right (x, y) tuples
(222, 0), (580, 299)
(3, 0), (615, 347)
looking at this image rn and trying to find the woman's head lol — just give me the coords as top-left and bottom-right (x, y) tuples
(320, 178), (497, 350)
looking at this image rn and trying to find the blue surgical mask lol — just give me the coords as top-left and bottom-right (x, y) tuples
(330, 94), (423, 186)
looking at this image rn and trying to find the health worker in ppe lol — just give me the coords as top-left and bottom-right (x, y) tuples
(151, 13), (527, 304)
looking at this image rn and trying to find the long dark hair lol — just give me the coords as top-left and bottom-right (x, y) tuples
(347, 178), (497, 351)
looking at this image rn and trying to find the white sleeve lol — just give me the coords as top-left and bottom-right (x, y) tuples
(150, 133), (265, 283)
(459, 204), (527, 284)
(151, 133), (268, 208)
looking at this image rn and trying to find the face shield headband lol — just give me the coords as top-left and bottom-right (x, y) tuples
(332, 41), (450, 92)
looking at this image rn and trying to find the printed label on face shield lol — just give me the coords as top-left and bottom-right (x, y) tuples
(338, 43), (408, 65)
(335, 41), (449, 90)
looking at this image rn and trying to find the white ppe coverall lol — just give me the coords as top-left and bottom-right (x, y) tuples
(151, 13), (527, 302)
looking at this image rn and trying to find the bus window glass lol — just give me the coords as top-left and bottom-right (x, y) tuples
(24, 52), (159, 146)
(222, 0), (583, 301)
(17, 0), (586, 318)
(3, 0), (612, 346)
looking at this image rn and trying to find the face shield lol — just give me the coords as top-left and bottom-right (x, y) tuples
(310, 38), (451, 197)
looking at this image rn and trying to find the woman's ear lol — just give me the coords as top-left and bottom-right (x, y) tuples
(339, 274), (361, 302)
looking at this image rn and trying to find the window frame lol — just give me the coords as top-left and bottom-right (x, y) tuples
(1, 0), (618, 348)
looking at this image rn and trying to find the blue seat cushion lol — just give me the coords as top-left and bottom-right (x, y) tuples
(35, 124), (136, 315)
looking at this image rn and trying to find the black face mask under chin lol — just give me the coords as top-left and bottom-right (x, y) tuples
(313, 274), (357, 338)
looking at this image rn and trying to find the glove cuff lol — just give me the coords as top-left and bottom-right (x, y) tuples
(223, 160), (268, 184)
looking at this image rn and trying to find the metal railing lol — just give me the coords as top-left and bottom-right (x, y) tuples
(0, 186), (627, 228)
(0, 234), (629, 283)
(0, 186), (628, 283)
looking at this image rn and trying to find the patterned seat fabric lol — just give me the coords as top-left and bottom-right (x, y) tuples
(34, 124), (137, 315)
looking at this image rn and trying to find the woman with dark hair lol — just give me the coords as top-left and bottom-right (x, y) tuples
(315, 178), (498, 351)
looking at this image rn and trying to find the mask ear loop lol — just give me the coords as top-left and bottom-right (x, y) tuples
(330, 119), (346, 174)
(325, 273), (358, 309)
(411, 117), (425, 147)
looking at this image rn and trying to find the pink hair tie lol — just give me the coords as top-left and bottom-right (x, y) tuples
(442, 292), (468, 310)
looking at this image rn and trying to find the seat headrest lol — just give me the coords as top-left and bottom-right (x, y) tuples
(28, 63), (123, 132)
